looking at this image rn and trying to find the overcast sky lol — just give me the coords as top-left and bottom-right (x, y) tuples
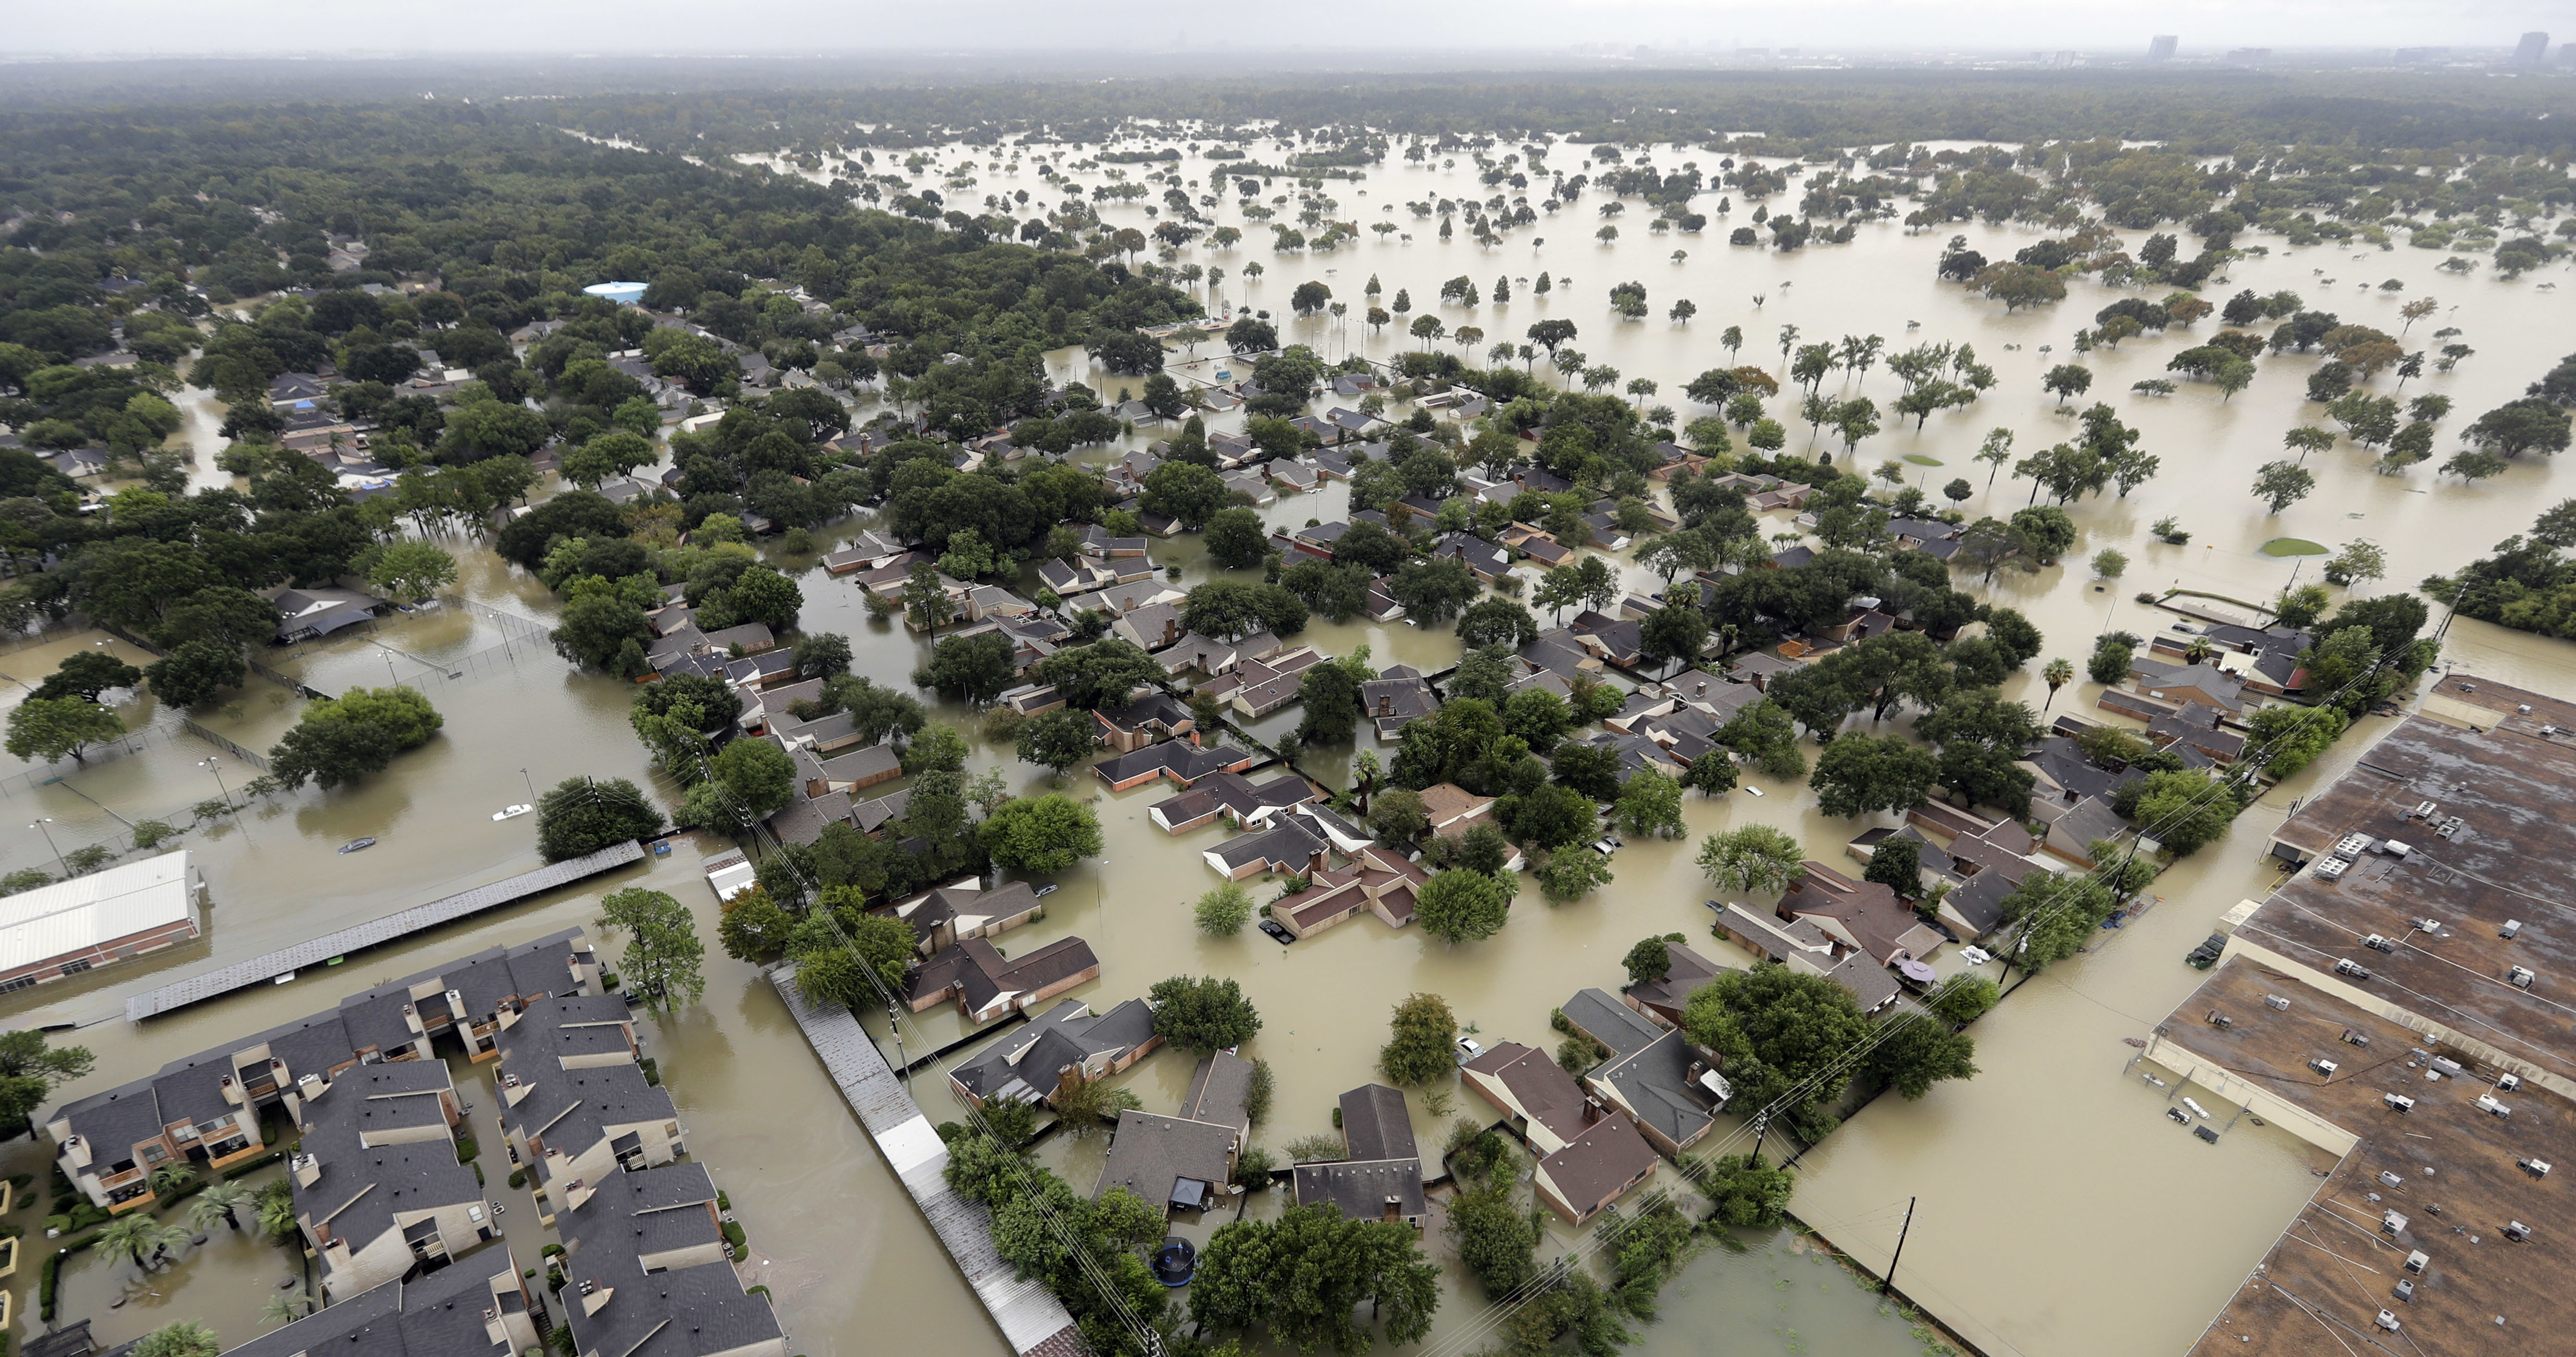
(6, 0), (2565, 60)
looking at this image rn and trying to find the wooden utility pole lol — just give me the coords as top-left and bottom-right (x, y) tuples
(1883, 1196), (1917, 1296)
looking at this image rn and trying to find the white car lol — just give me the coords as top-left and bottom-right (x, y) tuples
(1454, 1036), (1485, 1065)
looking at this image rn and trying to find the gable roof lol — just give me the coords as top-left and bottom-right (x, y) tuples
(1337, 1084), (1417, 1162)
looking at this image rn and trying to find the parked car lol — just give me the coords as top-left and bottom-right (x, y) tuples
(1032, 883), (1059, 898)
(1454, 1035), (1486, 1065)
(1258, 918), (1295, 944)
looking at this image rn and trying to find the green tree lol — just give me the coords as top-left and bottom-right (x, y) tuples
(1697, 824), (1804, 894)
(361, 540), (459, 603)
(1190, 1205), (1439, 1352)
(2251, 460), (2316, 514)
(1866, 1016), (1980, 1098)
(1148, 974), (1262, 1054)
(1380, 992), (1459, 1086)
(1195, 882), (1254, 936)
(551, 594), (652, 673)
(716, 889), (798, 963)
(1536, 851), (1614, 904)
(0, 1029), (95, 1136)
(1012, 709), (1098, 779)
(1696, 1152), (1796, 1227)
(1612, 768), (1686, 840)
(1682, 964), (1870, 1139)
(595, 886), (705, 1011)
(1624, 933), (1688, 985)
(1448, 1182), (1541, 1298)
(1862, 835), (1922, 898)
(1203, 507), (1270, 569)
(5, 697), (125, 765)
(134, 1322), (220, 1357)
(710, 735), (795, 818)
(979, 794), (1103, 873)
(534, 776), (662, 862)
(1416, 868), (1513, 943)
(913, 631), (1019, 705)
(267, 686), (441, 790)
(1032, 637), (1164, 710)
(1811, 732), (1938, 817)
(31, 651), (142, 701)
(144, 639), (248, 708)
(1926, 974), (2003, 1026)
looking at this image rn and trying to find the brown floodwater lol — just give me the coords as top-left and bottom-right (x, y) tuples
(5, 132), (2568, 1357)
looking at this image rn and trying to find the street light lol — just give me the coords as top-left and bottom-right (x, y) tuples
(199, 756), (232, 810)
(520, 768), (538, 806)
(31, 818), (67, 878)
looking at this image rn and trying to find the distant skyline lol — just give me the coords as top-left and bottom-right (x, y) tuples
(3, 1), (2564, 61)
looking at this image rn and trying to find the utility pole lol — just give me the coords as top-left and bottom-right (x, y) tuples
(1883, 1196), (1917, 1297)
(1749, 1111), (1769, 1165)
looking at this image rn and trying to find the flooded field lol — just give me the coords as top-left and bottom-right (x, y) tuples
(4, 132), (2570, 1357)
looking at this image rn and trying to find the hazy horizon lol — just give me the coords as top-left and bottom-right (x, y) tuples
(3, 0), (2562, 63)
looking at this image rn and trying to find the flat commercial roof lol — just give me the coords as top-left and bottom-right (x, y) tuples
(2170, 959), (2576, 1357)
(0, 850), (194, 973)
(2238, 712), (2576, 1084)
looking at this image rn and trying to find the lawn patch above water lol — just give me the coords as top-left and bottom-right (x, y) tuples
(2261, 538), (2329, 557)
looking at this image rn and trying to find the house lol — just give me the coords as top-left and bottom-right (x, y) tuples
(288, 1060), (490, 1301)
(1428, 532), (1513, 584)
(274, 586), (386, 643)
(1461, 1042), (1662, 1223)
(2022, 735), (2149, 816)
(2146, 702), (2246, 764)
(721, 649), (801, 690)
(1094, 691), (1196, 753)
(1708, 902), (1901, 1014)
(1221, 470), (1277, 506)
(1361, 666), (1439, 738)
(1511, 529), (1574, 570)
(821, 530), (907, 575)
(1779, 864), (1946, 968)
(1094, 741), (1256, 792)
(0, 850), (204, 994)
(1295, 1084), (1427, 1228)
(1220, 646), (1330, 720)
(219, 1247), (553, 1357)
(1150, 771), (1317, 833)
(2129, 657), (2251, 714)
(551, 1162), (786, 1357)
(887, 879), (1048, 954)
(1417, 783), (1494, 838)
(797, 744), (902, 797)
(1560, 988), (1727, 1155)
(948, 996), (1160, 1108)
(1078, 523), (1152, 559)
(1570, 611), (1647, 668)
(1265, 845), (1429, 936)
(49, 930), (603, 1213)
(1206, 817), (1329, 882)
(849, 787), (914, 836)
(1267, 460), (1323, 494)
(493, 994), (686, 1196)
(905, 936), (1101, 1023)
(1111, 601), (1191, 655)
(1623, 940), (1724, 1029)
(1362, 577), (1407, 623)
(762, 789), (854, 847)
(1093, 1051), (1255, 1217)
(2041, 796), (2127, 868)
(1519, 628), (1603, 682)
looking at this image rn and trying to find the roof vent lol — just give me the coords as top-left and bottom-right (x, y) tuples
(2384, 1093), (2416, 1113)
(2404, 1250), (2429, 1275)
(2504, 1221), (2531, 1242)
(2508, 966), (2536, 989)
(2501, 920), (2524, 940)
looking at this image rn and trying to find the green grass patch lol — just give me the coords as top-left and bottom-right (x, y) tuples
(2261, 538), (2329, 557)
(1903, 454), (1945, 466)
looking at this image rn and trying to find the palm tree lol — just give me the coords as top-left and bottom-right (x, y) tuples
(2042, 659), (2074, 709)
(189, 1181), (255, 1233)
(256, 1179), (299, 1239)
(97, 1214), (190, 1273)
(259, 1295), (316, 1328)
(2184, 636), (2216, 665)
(135, 1321), (221, 1357)
(147, 1161), (195, 1198)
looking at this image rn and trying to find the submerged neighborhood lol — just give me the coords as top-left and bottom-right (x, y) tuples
(0, 40), (2573, 1357)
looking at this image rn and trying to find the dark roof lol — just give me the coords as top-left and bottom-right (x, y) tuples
(1178, 1051), (1256, 1128)
(1336, 1084), (1416, 1162)
(1463, 1041), (1590, 1143)
(1094, 1110), (1238, 1208)
(1294, 1157), (1426, 1223)
(1093, 742), (1252, 786)
(222, 1252), (525, 1357)
(1207, 818), (1327, 873)
(1591, 1029), (1721, 1147)
(1536, 1112), (1659, 1208)
(1560, 988), (1665, 1059)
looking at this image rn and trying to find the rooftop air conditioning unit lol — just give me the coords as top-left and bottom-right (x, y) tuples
(2410, 800), (2438, 820)
(2384, 1093), (2416, 1113)
(2478, 1094), (2512, 1118)
(2365, 935), (2396, 953)
(2382, 1210), (2409, 1234)
(2343, 1030), (2372, 1047)
(2498, 1074), (2523, 1092)
(2521, 1158), (2552, 1178)
(2410, 918), (2441, 935)
(2382, 840), (2412, 858)
(2312, 858), (2350, 881)
(2504, 1221), (2531, 1242)
(2404, 1250), (2429, 1275)
(2501, 920), (2524, 939)
(2509, 967), (2536, 989)
(2378, 1170), (2405, 1188)
(2431, 1057), (2466, 1077)
(2374, 1311), (2402, 1333)
(2265, 994), (2293, 1011)
(2311, 1058), (2339, 1077)
(2336, 833), (2374, 859)
(2393, 1280), (2416, 1303)
(2336, 959), (2373, 981)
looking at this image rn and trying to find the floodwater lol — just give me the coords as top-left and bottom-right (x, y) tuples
(4, 131), (2570, 1357)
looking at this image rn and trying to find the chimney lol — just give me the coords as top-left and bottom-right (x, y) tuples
(1378, 694), (1392, 717)
(1384, 1195), (1403, 1223)
(291, 1152), (321, 1189)
(565, 1178), (597, 1212)
(578, 1279), (614, 1318)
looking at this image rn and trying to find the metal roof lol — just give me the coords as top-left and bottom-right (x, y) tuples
(0, 850), (194, 974)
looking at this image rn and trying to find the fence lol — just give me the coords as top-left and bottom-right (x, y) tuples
(179, 719), (271, 771)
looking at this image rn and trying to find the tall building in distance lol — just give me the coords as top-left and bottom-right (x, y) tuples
(2514, 31), (2549, 62)
(2147, 34), (2179, 60)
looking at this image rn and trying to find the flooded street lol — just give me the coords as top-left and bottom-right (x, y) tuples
(5, 131), (2570, 1357)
